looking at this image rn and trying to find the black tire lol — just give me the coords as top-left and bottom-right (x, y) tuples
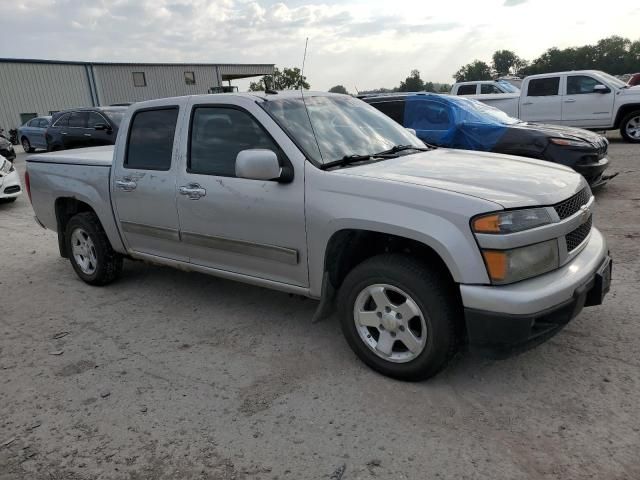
(620, 110), (640, 143)
(65, 212), (123, 286)
(21, 137), (34, 153)
(337, 253), (461, 381)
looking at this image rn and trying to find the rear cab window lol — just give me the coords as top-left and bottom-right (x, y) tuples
(125, 108), (179, 170)
(457, 85), (477, 95)
(526, 77), (560, 96)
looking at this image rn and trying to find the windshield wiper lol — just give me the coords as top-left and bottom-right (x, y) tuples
(373, 144), (433, 155)
(319, 153), (398, 170)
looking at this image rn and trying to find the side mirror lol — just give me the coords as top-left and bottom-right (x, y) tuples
(236, 149), (291, 182)
(593, 84), (610, 94)
(94, 123), (111, 131)
(405, 128), (417, 136)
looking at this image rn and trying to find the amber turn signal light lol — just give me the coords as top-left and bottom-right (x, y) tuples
(473, 214), (501, 233)
(482, 251), (507, 281)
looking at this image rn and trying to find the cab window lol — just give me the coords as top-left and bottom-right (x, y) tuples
(527, 77), (560, 96)
(457, 85), (477, 95)
(188, 107), (280, 177)
(567, 76), (602, 95)
(125, 107), (178, 170)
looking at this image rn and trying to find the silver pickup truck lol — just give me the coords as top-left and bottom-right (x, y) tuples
(25, 92), (612, 380)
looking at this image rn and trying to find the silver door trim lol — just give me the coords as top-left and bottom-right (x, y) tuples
(181, 231), (299, 265)
(129, 251), (312, 297)
(120, 221), (180, 241)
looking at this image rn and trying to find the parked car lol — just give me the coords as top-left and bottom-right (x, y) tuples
(25, 92), (611, 381)
(18, 116), (52, 152)
(451, 80), (520, 95)
(362, 93), (612, 188)
(0, 134), (16, 162)
(46, 107), (127, 151)
(468, 70), (640, 143)
(0, 155), (22, 203)
(628, 73), (640, 87)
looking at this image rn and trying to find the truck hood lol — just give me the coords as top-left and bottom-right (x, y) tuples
(620, 85), (640, 96)
(335, 148), (585, 208)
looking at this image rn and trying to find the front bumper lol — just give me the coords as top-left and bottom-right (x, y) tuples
(460, 228), (610, 357)
(1, 147), (16, 161)
(574, 157), (610, 188)
(0, 169), (23, 198)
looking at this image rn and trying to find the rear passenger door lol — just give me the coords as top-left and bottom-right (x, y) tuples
(519, 76), (562, 123)
(111, 104), (185, 261)
(175, 98), (308, 287)
(64, 111), (89, 149)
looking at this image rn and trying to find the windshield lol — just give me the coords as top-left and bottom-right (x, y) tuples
(261, 95), (424, 165)
(496, 80), (520, 93)
(597, 72), (627, 89)
(103, 110), (125, 127)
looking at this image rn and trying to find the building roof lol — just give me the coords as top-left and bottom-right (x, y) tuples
(0, 57), (274, 69)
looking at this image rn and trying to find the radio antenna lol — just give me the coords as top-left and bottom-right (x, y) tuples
(299, 37), (324, 163)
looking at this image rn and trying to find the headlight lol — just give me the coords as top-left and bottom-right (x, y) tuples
(482, 239), (559, 284)
(550, 138), (590, 147)
(472, 208), (552, 234)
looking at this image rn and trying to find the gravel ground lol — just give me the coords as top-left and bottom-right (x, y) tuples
(1, 136), (639, 480)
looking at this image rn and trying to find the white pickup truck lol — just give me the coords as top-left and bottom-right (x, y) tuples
(469, 70), (640, 142)
(25, 92), (612, 380)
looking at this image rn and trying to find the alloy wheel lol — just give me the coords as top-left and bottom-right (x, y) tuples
(353, 284), (428, 363)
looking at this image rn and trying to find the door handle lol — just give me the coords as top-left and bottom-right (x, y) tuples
(522, 102), (533, 106)
(564, 98), (576, 103)
(115, 179), (137, 191)
(61, 132), (68, 135)
(84, 133), (92, 137)
(179, 183), (206, 200)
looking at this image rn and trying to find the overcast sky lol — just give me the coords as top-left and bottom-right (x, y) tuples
(2, 0), (639, 92)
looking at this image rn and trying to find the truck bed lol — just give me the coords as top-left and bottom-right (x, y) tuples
(26, 145), (114, 167)
(26, 145), (125, 254)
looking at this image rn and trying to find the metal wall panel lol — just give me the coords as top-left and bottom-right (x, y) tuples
(92, 64), (222, 105)
(0, 62), (93, 132)
(0, 60), (274, 133)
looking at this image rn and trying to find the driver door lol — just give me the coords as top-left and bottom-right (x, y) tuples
(175, 98), (308, 287)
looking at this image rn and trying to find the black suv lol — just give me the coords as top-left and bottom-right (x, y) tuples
(46, 107), (128, 151)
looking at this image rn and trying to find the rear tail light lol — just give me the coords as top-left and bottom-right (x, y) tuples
(24, 170), (32, 203)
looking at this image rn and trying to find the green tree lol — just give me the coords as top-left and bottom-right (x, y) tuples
(398, 69), (425, 92)
(438, 83), (451, 93)
(249, 67), (310, 91)
(328, 85), (348, 94)
(521, 36), (640, 76)
(492, 50), (527, 76)
(453, 60), (493, 82)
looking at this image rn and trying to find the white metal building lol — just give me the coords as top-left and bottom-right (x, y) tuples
(0, 59), (274, 131)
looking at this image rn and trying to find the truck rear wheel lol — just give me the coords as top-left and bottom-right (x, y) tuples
(620, 110), (640, 143)
(337, 254), (460, 381)
(65, 212), (123, 286)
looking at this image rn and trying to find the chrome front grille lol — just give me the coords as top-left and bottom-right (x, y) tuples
(554, 187), (592, 220)
(566, 215), (592, 252)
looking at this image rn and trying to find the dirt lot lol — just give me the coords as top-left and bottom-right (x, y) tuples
(1, 137), (639, 480)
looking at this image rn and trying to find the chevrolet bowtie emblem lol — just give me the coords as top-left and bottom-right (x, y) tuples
(579, 204), (590, 221)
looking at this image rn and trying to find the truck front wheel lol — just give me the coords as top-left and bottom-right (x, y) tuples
(65, 212), (123, 286)
(620, 110), (640, 143)
(337, 254), (460, 381)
